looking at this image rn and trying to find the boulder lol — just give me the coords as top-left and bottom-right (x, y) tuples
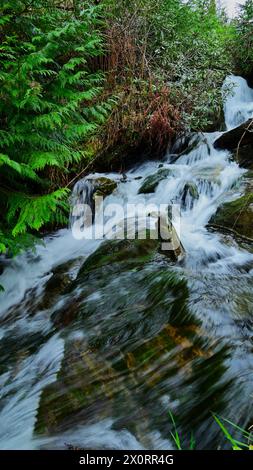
(138, 168), (171, 194)
(91, 176), (118, 198)
(52, 229), (184, 329)
(214, 119), (253, 153)
(210, 193), (253, 240)
(234, 144), (253, 170)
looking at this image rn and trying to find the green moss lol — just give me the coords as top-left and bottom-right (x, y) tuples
(211, 194), (253, 239)
(93, 177), (117, 198)
(78, 238), (160, 276)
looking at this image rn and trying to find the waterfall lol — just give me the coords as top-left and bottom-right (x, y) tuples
(223, 75), (253, 130)
(69, 178), (96, 228)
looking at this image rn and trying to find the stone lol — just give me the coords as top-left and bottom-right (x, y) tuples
(210, 193), (253, 240)
(91, 176), (118, 198)
(138, 169), (171, 194)
(214, 119), (253, 154)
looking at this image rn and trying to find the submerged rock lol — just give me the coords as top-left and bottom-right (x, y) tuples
(138, 168), (171, 194)
(52, 232), (184, 329)
(37, 259), (82, 311)
(71, 175), (117, 205)
(35, 245), (200, 439)
(181, 182), (199, 208)
(70, 175), (118, 226)
(210, 193), (253, 240)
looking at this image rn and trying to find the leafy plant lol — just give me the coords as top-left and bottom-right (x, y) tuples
(0, 0), (109, 255)
(233, 0), (253, 77)
(102, 0), (234, 135)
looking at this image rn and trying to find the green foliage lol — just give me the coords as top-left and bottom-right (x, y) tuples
(0, 0), (241, 258)
(0, 0), (109, 255)
(233, 0), (253, 77)
(168, 413), (253, 450)
(103, 0), (235, 131)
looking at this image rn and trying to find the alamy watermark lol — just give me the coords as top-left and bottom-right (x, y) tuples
(71, 197), (182, 252)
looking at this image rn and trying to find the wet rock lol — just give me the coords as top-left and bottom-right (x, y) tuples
(36, 263), (198, 438)
(70, 176), (118, 226)
(138, 169), (171, 194)
(52, 231), (184, 329)
(91, 176), (118, 198)
(234, 144), (253, 170)
(210, 193), (253, 240)
(170, 133), (193, 156)
(120, 173), (128, 183)
(71, 176), (117, 205)
(214, 119), (253, 155)
(37, 259), (82, 311)
(169, 134), (201, 163)
(134, 176), (143, 180)
(181, 182), (199, 208)
(156, 217), (185, 261)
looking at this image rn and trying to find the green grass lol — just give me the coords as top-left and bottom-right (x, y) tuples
(169, 411), (253, 450)
(213, 415), (253, 450)
(168, 411), (195, 450)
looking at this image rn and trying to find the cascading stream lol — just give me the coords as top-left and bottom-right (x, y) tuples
(0, 75), (253, 449)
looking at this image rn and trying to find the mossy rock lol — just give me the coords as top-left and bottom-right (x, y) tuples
(36, 259), (82, 311)
(210, 193), (253, 240)
(78, 238), (160, 275)
(52, 232), (184, 329)
(34, 236), (227, 448)
(92, 177), (117, 198)
(138, 168), (171, 194)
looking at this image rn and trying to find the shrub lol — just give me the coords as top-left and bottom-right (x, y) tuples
(100, 0), (234, 151)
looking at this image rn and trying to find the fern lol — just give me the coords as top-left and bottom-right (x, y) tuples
(0, 0), (111, 256)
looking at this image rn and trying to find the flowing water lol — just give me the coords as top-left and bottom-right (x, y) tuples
(1, 76), (253, 450)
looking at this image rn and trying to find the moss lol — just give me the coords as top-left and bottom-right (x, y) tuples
(93, 177), (117, 198)
(211, 194), (253, 239)
(78, 238), (160, 276)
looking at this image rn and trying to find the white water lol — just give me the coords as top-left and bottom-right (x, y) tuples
(223, 75), (253, 130)
(0, 75), (253, 449)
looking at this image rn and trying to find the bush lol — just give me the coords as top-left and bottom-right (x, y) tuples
(100, 0), (234, 152)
